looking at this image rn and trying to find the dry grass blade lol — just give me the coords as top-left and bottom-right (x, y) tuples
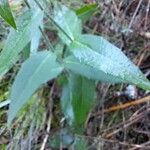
(128, 0), (143, 29)
(103, 107), (150, 138)
(40, 82), (55, 150)
(93, 96), (150, 116)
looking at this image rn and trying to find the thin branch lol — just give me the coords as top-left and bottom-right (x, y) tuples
(40, 82), (55, 150)
(128, 0), (143, 29)
(0, 99), (10, 108)
(33, 0), (73, 42)
(23, 0), (55, 52)
(39, 26), (55, 52)
(144, 0), (150, 30)
(93, 95), (150, 116)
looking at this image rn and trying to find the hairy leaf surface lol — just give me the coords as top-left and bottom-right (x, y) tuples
(54, 5), (82, 45)
(64, 40), (150, 90)
(0, 9), (43, 77)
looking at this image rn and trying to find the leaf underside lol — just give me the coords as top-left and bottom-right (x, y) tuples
(8, 51), (63, 124)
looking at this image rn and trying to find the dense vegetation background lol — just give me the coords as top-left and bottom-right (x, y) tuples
(0, 0), (150, 149)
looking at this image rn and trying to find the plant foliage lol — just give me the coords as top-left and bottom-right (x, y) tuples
(0, 3), (149, 137)
(8, 51), (63, 124)
(0, 9), (43, 77)
(0, 0), (16, 29)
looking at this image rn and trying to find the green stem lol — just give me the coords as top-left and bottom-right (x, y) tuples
(39, 26), (55, 52)
(33, 0), (73, 43)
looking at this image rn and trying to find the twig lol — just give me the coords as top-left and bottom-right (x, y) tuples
(40, 116), (52, 150)
(40, 82), (55, 150)
(102, 139), (150, 149)
(75, 134), (150, 149)
(144, 0), (150, 30)
(133, 44), (149, 66)
(93, 96), (150, 116)
(100, 105), (147, 133)
(103, 107), (150, 138)
(99, 84), (110, 129)
(23, 0), (55, 52)
(129, 141), (150, 150)
(33, 0), (73, 42)
(0, 99), (10, 108)
(39, 26), (55, 52)
(128, 0), (143, 29)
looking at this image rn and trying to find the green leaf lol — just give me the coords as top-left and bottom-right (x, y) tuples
(22, 42), (31, 60)
(8, 51), (63, 124)
(64, 36), (150, 90)
(27, 0), (43, 54)
(78, 34), (147, 78)
(76, 3), (98, 22)
(0, 9), (43, 78)
(30, 27), (42, 54)
(54, 5), (82, 45)
(61, 73), (95, 133)
(0, 0), (16, 29)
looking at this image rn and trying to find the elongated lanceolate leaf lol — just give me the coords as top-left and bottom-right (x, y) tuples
(61, 74), (95, 133)
(30, 28), (42, 54)
(79, 35), (150, 90)
(8, 51), (63, 124)
(79, 34), (145, 77)
(27, 0), (43, 54)
(76, 3), (98, 22)
(53, 5), (82, 45)
(64, 39), (150, 90)
(0, 0), (16, 29)
(0, 9), (43, 77)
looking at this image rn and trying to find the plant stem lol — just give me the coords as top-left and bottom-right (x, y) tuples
(23, 0), (31, 9)
(33, 0), (73, 42)
(39, 26), (55, 52)
(23, 0), (55, 52)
